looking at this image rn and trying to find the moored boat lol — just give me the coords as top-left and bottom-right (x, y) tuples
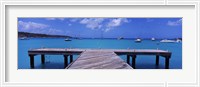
(151, 38), (155, 41)
(160, 39), (176, 43)
(176, 38), (182, 43)
(19, 37), (29, 40)
(135, 38), (142, 42)
(65, 38), (72, 41)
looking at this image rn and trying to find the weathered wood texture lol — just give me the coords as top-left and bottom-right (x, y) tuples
(67, 50), (133, 69)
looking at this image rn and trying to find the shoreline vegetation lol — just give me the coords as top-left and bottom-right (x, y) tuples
(18, 32), (71, 38)
(18, 32), (182, 40)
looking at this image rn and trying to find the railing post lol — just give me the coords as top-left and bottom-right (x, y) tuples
(127, 55), (130, 64)
(156, 55), (159, 66)
(64, 55), (69, 68)
(131, 55), (136, 69)
(29, 55), (35, 69)
(41, 54), (45, 64)
(70, 55), (73, 63)
(165, 57), (170, 69)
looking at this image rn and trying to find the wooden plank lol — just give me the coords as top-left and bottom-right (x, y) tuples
(28, 48), (84, 55)
(67, 50), (133, 69)
(114, 49), (171, 57)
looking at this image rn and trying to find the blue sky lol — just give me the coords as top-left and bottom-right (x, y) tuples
(18, 18), (182, 38)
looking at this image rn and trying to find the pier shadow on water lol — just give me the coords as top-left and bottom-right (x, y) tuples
(135, 63), (165, 69)
(34, 62), (65, 69)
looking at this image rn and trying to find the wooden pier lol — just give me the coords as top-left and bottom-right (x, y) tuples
(28, 48), (171, 69)
(67, 50), (132, 69)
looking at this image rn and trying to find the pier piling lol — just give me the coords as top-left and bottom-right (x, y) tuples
(156, 55), (159, 66)
(29, 55), (35, 69)
(64, 55), (69, 68)
(41, 54), (45, 64)
(131, 55), (136, 69)
(70, 55), (73, 63)
(165, 57), (170, 69)
(127, 55), (130, 64)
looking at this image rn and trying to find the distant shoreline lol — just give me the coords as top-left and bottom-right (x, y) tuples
(18, 32), (182, 40)
(18, 32), (71, 38)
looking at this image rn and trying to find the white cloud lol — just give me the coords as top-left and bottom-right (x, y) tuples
(70, 18), (81, 22)
(18, 21), (49, 30)
(45, 18), (56, 20)
(46, 28), (63, 35)
(18, 21), (64, 35)
(107, 18), (129, 27)
(146, 18), (154, 22)
(167, 19), (182, 26)
(58, 18), (65, 21)
(105, 18), (129, 32)
(46, 18), (65, 21)
(80, 18), (104, 29)
(69, 18), (130, 32)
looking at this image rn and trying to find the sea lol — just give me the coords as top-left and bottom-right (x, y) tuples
(18, 38), (182, 69)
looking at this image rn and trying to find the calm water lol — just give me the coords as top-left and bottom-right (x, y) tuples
(18, 38), (182, 69)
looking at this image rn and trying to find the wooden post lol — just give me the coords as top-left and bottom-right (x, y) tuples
(29, 55), (34, 69)
(41, 54), (45, 64)
(165, 57), (170, 69)
(70, 55), (73, 63)
(131, 55), (136, 69)
(64, 55), (69, 67)
(156, 55), (159, 66)
(127, 55), (130, 64)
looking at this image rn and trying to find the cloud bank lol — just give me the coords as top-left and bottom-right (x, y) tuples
(18, 21), (49, 30)
(18, 21), (63, 35)
(167, 19), (182, 26)
(70, 18), (130, 32)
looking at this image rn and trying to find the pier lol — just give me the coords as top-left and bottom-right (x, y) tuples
(28, 48), (171, 69)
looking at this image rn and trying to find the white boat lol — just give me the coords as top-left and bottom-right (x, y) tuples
(151, 38), (155, 41)
(176, 39), (182, 42)
(135, 38), (142, 42)
(65, 38), (71, 41)
(19, 37), (29, 40)
(160, 39), (176, 43)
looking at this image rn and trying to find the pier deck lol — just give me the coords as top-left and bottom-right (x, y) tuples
(28, 48), (171, 69)
(67, 50), (132, 69)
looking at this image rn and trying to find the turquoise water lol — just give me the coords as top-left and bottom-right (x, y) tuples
(18, 38), (182, 69)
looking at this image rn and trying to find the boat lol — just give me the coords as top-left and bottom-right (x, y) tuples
(19, 37), (29, 40)
(65, 38), (71, 41)
(160, 39), (176, 43)
(135, 38), (142, 42)
(176, 38), (182, 43)
(151, 38), (155, 41)
(117, 37), (124, 40)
